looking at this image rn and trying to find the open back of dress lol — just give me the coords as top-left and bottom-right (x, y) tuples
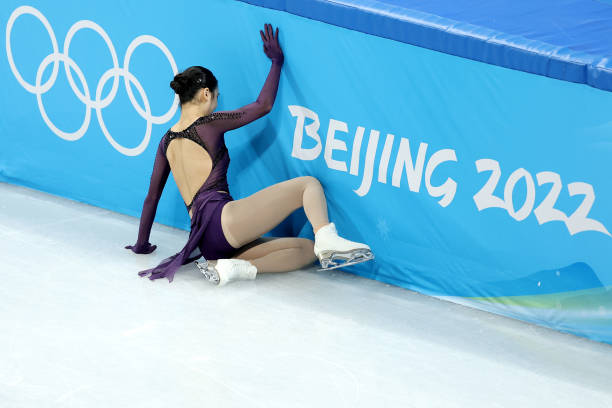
(162, 115), (234, 218)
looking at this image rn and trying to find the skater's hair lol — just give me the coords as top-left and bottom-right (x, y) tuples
(170, 66), (218, 105)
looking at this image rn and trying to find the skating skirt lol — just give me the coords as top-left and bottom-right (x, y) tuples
(197, 192), (239, 260)
(138, 189), (239, 282)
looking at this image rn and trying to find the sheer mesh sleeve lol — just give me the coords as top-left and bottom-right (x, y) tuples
(207, 59), (283, 132)
(129, 137), (171, 253)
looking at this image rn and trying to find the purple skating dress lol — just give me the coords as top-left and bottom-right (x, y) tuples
(129, 59), (282, 282)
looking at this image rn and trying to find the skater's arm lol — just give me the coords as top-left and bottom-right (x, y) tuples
(208, 23), (284, 132)
(125, 139), (170, 254)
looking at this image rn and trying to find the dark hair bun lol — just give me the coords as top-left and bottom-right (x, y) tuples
(170, 74), (189, 94)
(170, 66), (218, 105)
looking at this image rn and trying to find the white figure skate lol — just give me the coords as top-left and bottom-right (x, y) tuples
(314, 222), (374, 271)
(195, 258), (257, 286)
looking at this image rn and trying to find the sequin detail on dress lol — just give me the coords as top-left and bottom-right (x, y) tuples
(162, 111), (245, 156)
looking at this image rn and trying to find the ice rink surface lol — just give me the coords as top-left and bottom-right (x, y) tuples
(1, 181), (611, 407)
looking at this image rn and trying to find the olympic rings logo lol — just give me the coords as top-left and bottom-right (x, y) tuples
(5, 6), (179, 156)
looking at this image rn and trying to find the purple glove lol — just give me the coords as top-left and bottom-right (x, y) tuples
(260, 23), (284, 64)
(125, 242), (157, 254)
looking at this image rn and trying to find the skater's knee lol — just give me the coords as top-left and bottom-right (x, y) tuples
(299, 175), (322, 189)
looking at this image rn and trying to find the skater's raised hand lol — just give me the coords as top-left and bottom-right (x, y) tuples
(125, 242), (157, 254)
(260, 23), (283, 64)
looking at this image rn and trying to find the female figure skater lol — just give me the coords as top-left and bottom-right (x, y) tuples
(125, 23), (373, 286)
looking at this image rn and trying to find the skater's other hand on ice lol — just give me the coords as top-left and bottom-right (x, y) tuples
(260, 23), (283, 64)
(125, 242), (157, 254)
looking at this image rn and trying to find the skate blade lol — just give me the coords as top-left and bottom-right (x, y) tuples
(316, 250), (374, 271)
(195, 261), (220, 285)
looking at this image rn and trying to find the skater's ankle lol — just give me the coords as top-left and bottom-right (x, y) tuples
(313, 222), (331, 235)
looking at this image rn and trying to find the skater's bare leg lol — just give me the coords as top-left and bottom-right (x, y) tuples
(221, 176), (330, 248)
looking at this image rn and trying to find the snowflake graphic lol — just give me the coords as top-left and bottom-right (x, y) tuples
(376, 216), (390, 241)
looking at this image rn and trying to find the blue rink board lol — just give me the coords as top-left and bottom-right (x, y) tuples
(1, 0), (611, 345)
(239, 0), (612, 93)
